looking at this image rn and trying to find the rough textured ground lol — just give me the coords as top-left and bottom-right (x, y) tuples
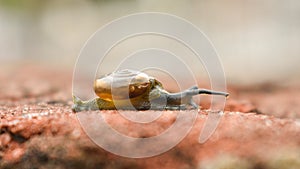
(0, 65), (299, 169)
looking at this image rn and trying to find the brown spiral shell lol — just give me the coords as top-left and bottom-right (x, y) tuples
(94, 69), (152, 101)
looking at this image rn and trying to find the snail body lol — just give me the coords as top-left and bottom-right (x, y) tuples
(72, 69), (229, 111)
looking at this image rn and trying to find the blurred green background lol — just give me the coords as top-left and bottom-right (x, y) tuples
(0, 0), (299, 84)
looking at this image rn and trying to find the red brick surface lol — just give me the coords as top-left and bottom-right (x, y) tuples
(0, 65), (299, 169)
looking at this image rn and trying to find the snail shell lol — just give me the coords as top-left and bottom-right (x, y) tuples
(94, 69), (152, 101)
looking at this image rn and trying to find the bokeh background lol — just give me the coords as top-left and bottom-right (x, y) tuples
(1, 0), (299, 84)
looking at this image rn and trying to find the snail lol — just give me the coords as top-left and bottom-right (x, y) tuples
(72, 69), (229, 111)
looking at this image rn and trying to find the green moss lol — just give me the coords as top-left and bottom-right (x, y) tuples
(267, 150), (300, 169)
(198, 154), (253, 169)
(198, 148), (300, 169)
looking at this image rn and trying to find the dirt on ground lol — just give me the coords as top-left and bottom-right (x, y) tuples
(0, 65), (299, 169)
